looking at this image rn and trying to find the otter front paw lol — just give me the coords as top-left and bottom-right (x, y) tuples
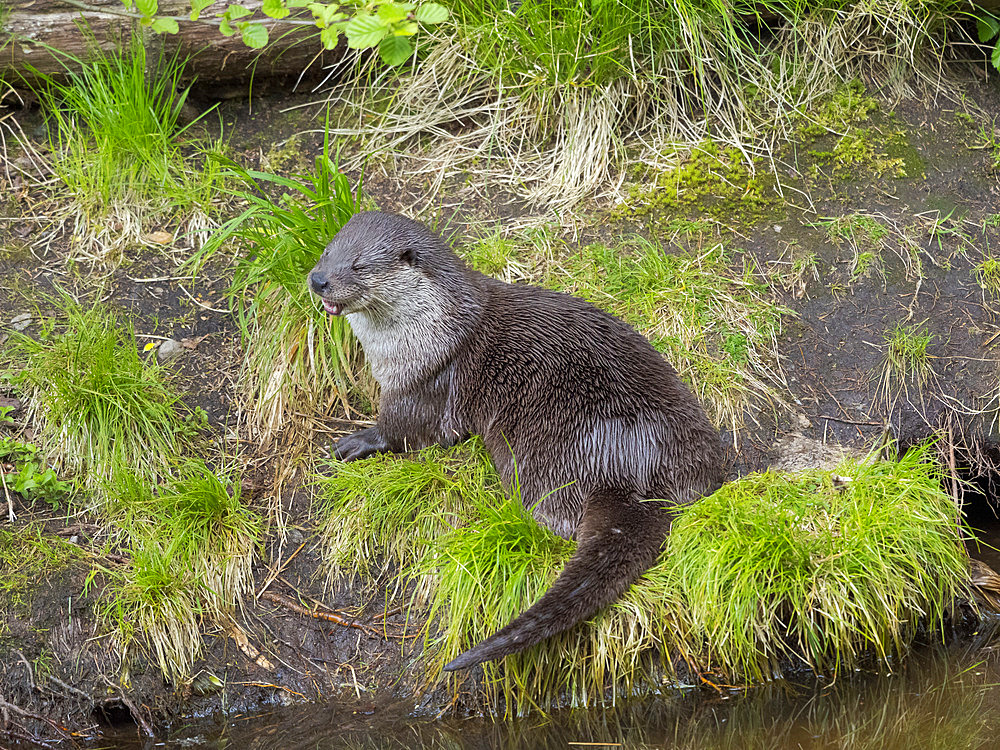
(333, 426), (389, 462)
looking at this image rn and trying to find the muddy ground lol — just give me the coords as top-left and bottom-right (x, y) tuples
(0, 66), (999, 746)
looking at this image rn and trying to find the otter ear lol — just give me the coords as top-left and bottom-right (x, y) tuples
(400, 247), (416, 266)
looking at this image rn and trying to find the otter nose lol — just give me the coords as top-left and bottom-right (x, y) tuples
(309, 271), (328, 294)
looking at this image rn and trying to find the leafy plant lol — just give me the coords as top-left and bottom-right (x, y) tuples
(977, 11), (1000, 72)
(119, 0), (449, 65)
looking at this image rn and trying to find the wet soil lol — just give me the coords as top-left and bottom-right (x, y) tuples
(1, 68), (999, 746)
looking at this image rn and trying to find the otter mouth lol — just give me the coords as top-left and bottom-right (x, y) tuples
(321, 299), (345, 316)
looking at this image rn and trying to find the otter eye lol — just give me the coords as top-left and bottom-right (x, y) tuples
(400, 248), (415, 265)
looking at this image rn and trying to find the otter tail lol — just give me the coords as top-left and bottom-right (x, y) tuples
(442, 487), (672, 672)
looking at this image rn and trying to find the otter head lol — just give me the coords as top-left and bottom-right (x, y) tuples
(308, 211), (428, 318)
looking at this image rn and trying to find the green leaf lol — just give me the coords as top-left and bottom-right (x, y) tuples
(227, 3), (252, 20)
(993, 41), (1000, 72)
(309, 2), (342, 26)
(134, 0), (157, 16)
(414, 2), (448, 24)
(345, 13), (387, 48)
(392, 20), (418, 35)
(978, 15), (1000, 43)
(262, 0), (290, 19)
(287, 0), (312, 6)
(320, 25), (341, 49)
(240, 21), (270, 48)
(378, 34), (412, 65)
(190, 0), (213, 20)
(219, 17), (236, 36)
(377, 3), (410, 23)
(151, 17), (180, 33)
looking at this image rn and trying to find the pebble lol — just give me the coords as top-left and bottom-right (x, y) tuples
(10, 313), (32, 331)
(156, 338), (186, 364)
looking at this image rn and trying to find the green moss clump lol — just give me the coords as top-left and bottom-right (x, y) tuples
(314, 441), (969, 712)
(612, 141), (778, 226)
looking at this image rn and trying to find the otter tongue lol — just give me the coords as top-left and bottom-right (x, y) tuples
(322, 299), (343, 316)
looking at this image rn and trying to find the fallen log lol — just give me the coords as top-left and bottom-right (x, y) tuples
(0, 0), (345, 86)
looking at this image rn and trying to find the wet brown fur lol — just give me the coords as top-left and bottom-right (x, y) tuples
(309, 212), (723, 671)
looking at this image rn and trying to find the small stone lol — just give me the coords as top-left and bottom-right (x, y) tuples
(773, 224), (782, 233)
(10, 313), (32, 331)
(144, 230), (174, 245)
(156, 338), (186, 364)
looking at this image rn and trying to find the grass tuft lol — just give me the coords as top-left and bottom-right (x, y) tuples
(98, 460), (260, 682)
(2, 299), (204, 495)
(879, 322), (936, 400)
(975, 256), (1000, 298)
(314, 441), (968, 711)
(190, 148), (370, 443)
(30, 33), (223, 264)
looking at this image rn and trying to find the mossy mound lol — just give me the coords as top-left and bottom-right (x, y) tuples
(315, 442), (969, 712)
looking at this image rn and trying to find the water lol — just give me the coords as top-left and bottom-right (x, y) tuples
(91, 624), (1000, 750)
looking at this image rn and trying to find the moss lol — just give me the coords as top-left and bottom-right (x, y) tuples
(797, 81), (920, 181)
(799, 80), (880, 137)
(0, 526), (82, 612)
(611, 141), (779, 227)
(261, 132), (313, 175)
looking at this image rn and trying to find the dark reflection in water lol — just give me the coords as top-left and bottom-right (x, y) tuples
(103, 621), (1000, 750)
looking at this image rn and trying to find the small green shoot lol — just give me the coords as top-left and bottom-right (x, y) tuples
(879, 322), (936, 401)
(976, 256), (1000, 298)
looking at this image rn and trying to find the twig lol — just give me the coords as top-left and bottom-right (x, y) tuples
(818, 415), (883, 426)
(256, 538), (308, 598)
(48, 674), (91, 702)
(259, 591), (380, 636)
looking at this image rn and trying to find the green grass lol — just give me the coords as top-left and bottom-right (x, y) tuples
(189, 148), (370, 443)
(554, 239), (790, 433)
(975, 256), (1000, 297)
(313, 441), (967, 712)
(97, 460), (261, 682)
(879, 322), (936, 398)
(2, 300), (205, 495)
(30, 33), (223, 264)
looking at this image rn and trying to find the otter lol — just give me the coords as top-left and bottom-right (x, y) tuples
(308, 211), (723, 671)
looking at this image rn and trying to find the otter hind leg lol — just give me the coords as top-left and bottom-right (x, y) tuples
(442, 487), (672, 672)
